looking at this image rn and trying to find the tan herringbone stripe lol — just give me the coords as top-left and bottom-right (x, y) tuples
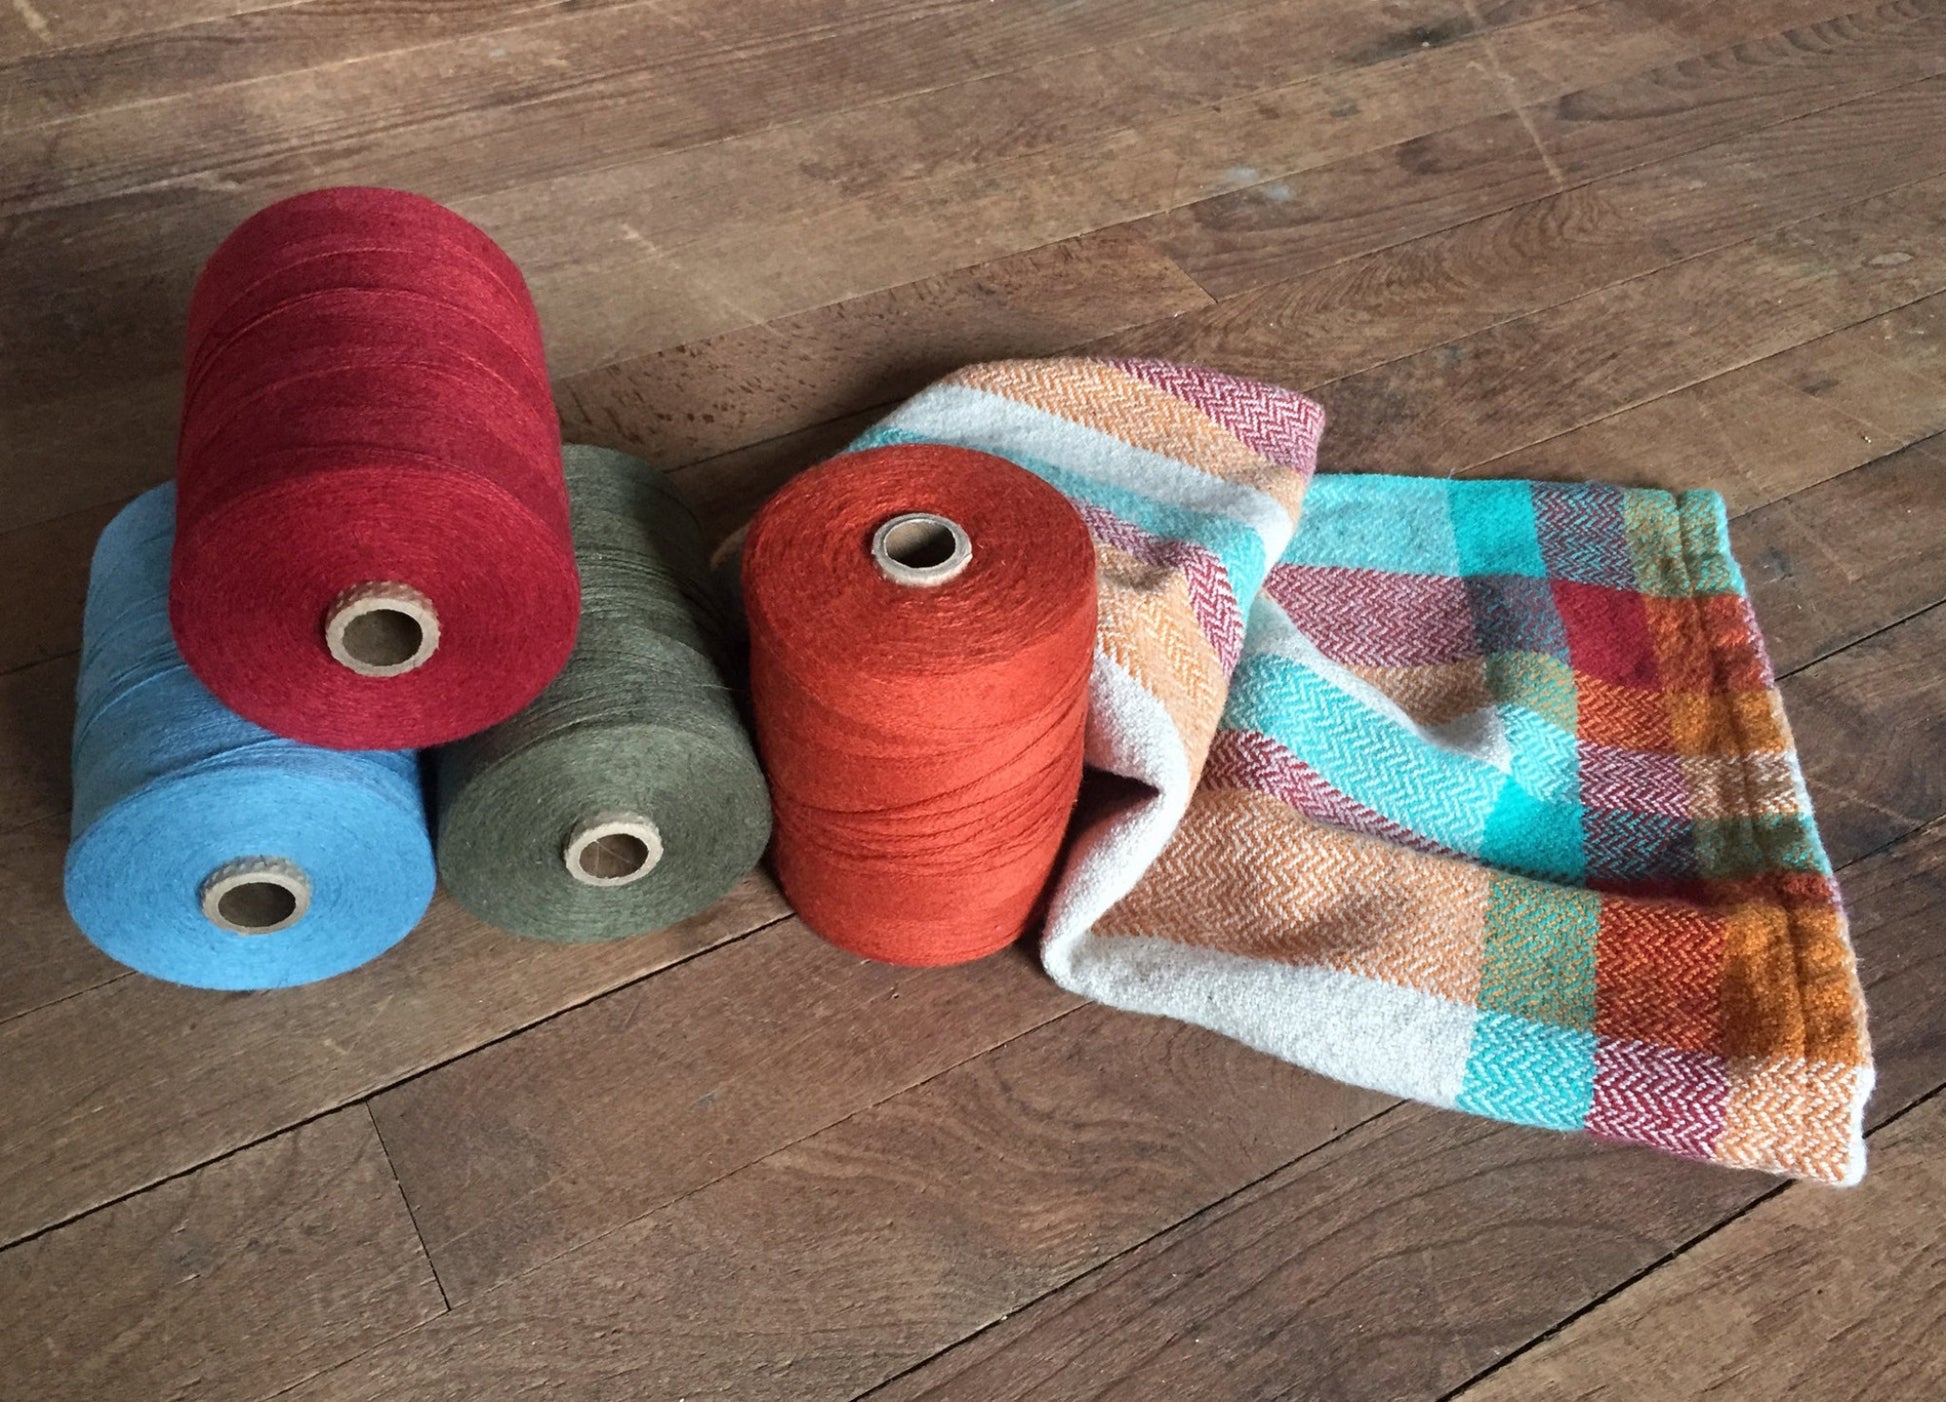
(951, 360), (1306, 515)
(1717, 1056), (1869, 1182)
(1340, 660), (1494, 728)
(1095, 539), (1226, 778)
(1098, 785), (1492, 1003)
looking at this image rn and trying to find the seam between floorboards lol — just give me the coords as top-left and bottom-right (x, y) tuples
(364, 1101), (453, 1315)
(2, 0), (1298, 203)
(0, 906), (797, 1257)
(851, 1099), (1417, 1402)
(1772, 590), (1946, 682)
(1126, 18), (1946, 305)
(291, 788), (1946, 1386)
(1457, 278), (1946, 480)
(1433, 1077), (1946, 1402)
(657, 115), (1946, 490)
(531, 0), (1665, 380)
(853, 977), (1946, 1402)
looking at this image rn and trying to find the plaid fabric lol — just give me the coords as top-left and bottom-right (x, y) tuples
(855, 359), (1872, 1184)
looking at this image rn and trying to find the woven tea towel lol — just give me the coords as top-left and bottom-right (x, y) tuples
(851, 358), (1872, 1185)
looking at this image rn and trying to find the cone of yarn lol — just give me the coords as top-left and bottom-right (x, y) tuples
(433, 445), (772, 942)
(741, 443), (1097, 965)
(65, 486), (436, 990)
(169, 186), (579, 750)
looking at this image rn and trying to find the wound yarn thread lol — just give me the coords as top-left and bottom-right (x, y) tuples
(741, 444), (1097, 966)
(433, 445), (772, 942)
(169, 186), (580, 750)
(66, 486), (435, 990)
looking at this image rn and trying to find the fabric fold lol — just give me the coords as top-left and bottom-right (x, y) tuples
(851, 357), (1871, 1184)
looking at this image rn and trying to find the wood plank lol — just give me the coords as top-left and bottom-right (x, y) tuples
(0, 0), (667, 128)
(1483, 292), (1946, 508)
(556, 226), (1211, 473)
(1144, 7), (1946, 298)
(0, 1105), (443, 1402)
(0, 0), (1452, 535)
(0, 0), (1219, 216)
(0, 0), (1285, 282)
(0, 0), (280, 63)
(864, 818), (1946, 1402)
(589, 0), (1879, 355)
(372, 924), (1081, 1304)
(1780, 603), (1946, 861)
(1453, 1093), (1946, 1402)
(1096, 72), (1946, 397)
(0, 656), (78, 837)
(665, 307), (1945, 584)
(0, 818), (122, 1025)
(286, 1004), (1393, 1402)
(1735, 436), (1946, 674)
(671, 409), (883, 549)
(281, 796), (1946, 1402)
(1313, 170), (1946, 474)
(0, 499), (117, 676)
(0, 876), (789, 1250)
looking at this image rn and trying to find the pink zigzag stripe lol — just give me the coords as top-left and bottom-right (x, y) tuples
(1076, 501), (1243, 669)
(1587, 1039), (1729, 1161)
(1108, 358), (1326, 475)
(1264, 563), (1481, 667)
(1203, 728), (1455, 858)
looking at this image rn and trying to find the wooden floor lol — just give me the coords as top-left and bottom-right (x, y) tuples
(3, 0), (1944, 1396)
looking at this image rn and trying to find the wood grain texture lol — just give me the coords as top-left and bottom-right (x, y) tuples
(557, 226), (1211, 472)
(670, 407), (885, 548)
(1317, 170), (1946, 473)
(1785, 603), (1946, 859)
(7, 1), (1904, 535)
(0, 656), (79, 836)
(0, 0), (668, 127)
(866, 818), (1946, 1402)
(289, 1005), (1392, 1402)
(0, 0), (275, 62)
(1144, 0), (1946, 297)
(0, 877), (788, 1250)
(587, 0), (1875, 355)
(0, 0), (1464, 531)
(1485, 291), (1946, 507)
(0, 817), (123, 1024)
(372, 925), (1081, 1304)
(1099, 70), (1946, 396)
(0, 499), (117, 675)
(1454, 1091), (1946, 1402)
(1736, 435), (1946, 674)
(0, 1106), (442, 1402)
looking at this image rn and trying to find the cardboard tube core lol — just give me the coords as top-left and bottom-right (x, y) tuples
(872, 513), (971, 587)
(565, 813), (664, 887)
(201, 857), (311, 935)
(325, 582), (440, 677)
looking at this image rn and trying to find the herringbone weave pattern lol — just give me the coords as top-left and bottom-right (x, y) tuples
(855, 358), (1871, 1184)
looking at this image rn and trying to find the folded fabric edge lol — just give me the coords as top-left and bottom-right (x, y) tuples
(1059, 930), (1871, 1185)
